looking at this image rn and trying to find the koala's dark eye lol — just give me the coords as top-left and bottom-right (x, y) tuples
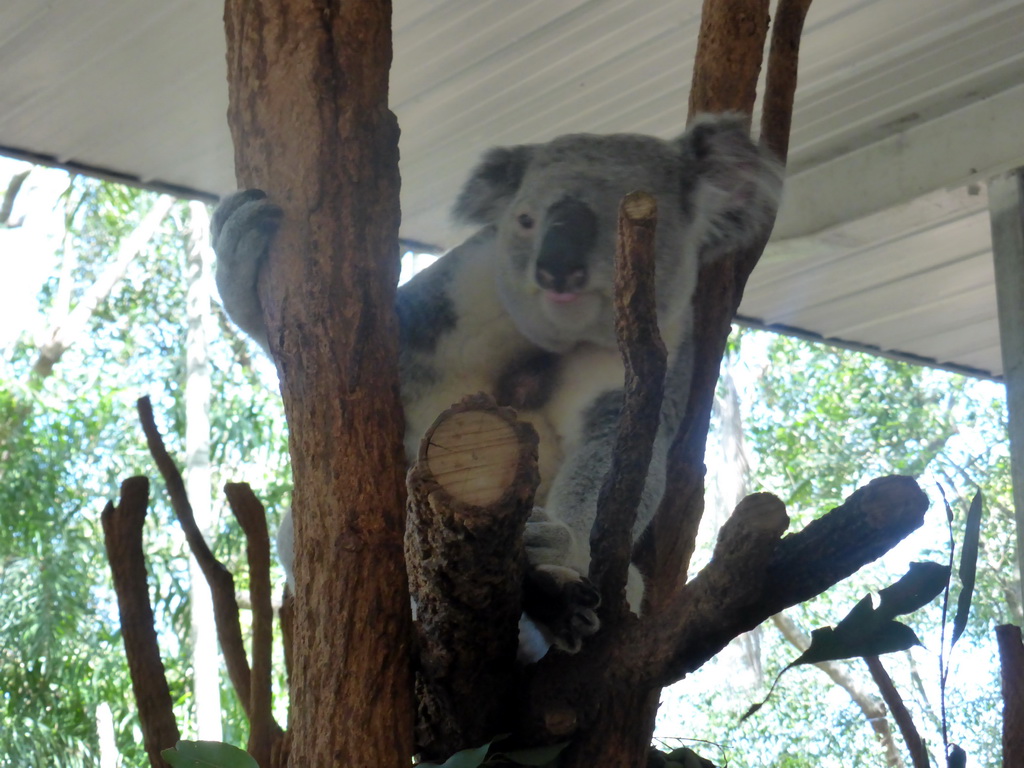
(517, 213), (535, 230)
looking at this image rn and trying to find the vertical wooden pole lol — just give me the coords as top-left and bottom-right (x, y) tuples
(989, 169), (1024, 605)
(222, 1), (413, 765)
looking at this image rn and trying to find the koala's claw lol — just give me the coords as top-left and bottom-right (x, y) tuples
(522, 564), (601, 654)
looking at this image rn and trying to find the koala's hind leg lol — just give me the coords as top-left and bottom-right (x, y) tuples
(212, 189), (283, 354)
(521, 508), (601, 655)
(521, 563), (600, 656)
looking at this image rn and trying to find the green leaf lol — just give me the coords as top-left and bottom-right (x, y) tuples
(666, 746), (713, 768)
(496, 741), (569, 766)
(876, 561), (951, 619)
(417, 741), (493, 768)
(161, 741), (258, 768)
(795, 618), (923, 666)
(950, 490), (983, 649)
(791, 562), (949, 666)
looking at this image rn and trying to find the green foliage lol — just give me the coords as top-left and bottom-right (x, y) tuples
(745, 336), (960, 513)
(162, 740), (259, 768)
(660, 330), (1010, 767)
(1, 166), (1013, 766)
(742, 562), (949, 722)
(949, 490), (983, 649)
(0, 168), (291, 765)
(416, 738), (568, 768)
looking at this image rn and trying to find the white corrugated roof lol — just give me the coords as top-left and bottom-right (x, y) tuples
(2, 0), (1022, 377)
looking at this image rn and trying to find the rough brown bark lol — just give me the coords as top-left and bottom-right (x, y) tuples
(998, 624), (1024, 766)
(405, 394), (538, 758)
(761, 0), (814, 163)
(590, 191), (667, 620)
(518, 8), (812, 761)
(222, 1), (413, 766)
(688, 0), (770, 123)
(646, 476), (928, 686)
(643, 0), (776, 616)
(101, 477), (179, 768)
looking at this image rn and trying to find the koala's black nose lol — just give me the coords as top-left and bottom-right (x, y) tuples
(535, 198), (598, 293)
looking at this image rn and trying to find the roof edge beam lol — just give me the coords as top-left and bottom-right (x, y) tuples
(777, 82), (1024, 240)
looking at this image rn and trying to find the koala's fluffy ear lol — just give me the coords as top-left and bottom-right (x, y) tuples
(676, 113), (784, 255)
(452, 144), (534, 226)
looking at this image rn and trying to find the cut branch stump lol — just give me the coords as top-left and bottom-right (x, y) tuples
(406, 393), (539, 759)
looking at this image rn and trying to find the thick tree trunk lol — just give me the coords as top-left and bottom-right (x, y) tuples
(222, 1), (413, 766)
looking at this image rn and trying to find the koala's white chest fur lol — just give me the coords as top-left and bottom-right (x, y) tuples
(399, 238), (570, 502)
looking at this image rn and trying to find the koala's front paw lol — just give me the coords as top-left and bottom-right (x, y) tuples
(211, 189), (282, 256)
(522, 564), (601, 654)
(523, 508), (575, 566)
(212, 190), (283, 352)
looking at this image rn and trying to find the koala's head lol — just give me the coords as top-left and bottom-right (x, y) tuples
(452, 114), (783, 352)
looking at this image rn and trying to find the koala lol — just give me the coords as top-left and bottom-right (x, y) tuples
(212, 113), (782, 661)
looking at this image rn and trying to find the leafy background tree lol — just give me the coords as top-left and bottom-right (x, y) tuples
(0, 161), (290, 767)
(656, 333), (1012, 766)
(0, 157), (1014, 766)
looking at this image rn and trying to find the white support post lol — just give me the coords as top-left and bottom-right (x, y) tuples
(989, 168), (1024, 604)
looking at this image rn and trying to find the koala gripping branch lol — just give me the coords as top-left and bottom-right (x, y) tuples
(405, 394), (540, 760)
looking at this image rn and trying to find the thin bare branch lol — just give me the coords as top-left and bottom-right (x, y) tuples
(136, 395), (253, 716)
(101, 477), (179, 768)
(225, 482), (284, 764)
(864, 655), (930, 768)
(640, 476), (929, 687)
(997, 624), (1024, 766)
(761, 0), (814, 163)
(33, 195), (175, 378)
(590, 191), (667, 619)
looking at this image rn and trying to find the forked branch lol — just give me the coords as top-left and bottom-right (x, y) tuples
(136, 396), (283, 742)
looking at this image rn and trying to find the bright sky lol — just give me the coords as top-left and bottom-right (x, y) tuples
(0, 157), (70, 351)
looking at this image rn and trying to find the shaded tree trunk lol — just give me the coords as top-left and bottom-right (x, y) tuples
(222, 1), (413, 766)
(998, 624), (1024, 767)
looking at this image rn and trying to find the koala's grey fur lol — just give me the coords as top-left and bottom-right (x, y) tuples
(212, 113), (783, 661)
